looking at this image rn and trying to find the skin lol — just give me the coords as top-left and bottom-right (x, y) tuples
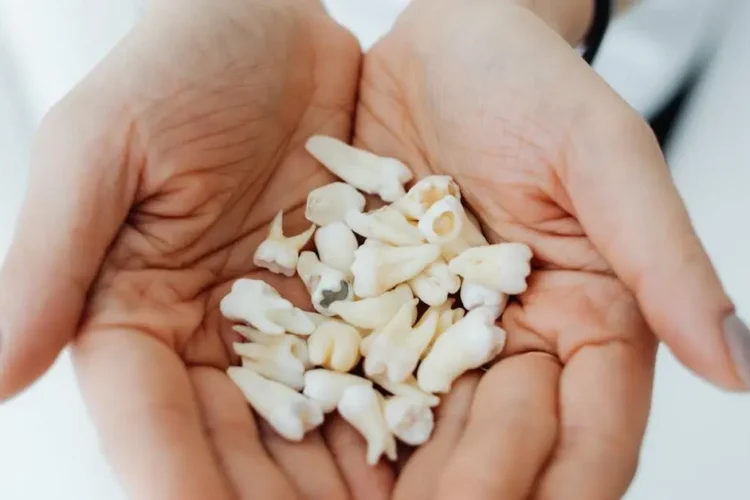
(0, 0), (743, 499)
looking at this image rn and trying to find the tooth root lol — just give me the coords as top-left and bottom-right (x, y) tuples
(370, 373), (440, 408)
(286, 223), (316, 250)
(228, 367), (323, 441)
(268, 307), (316, 336)
(329, 284), (413, 330)
(352, 242), (441, 298)
(303, 369), (373, 413)
(268, 210), (285, 239)
(345, 207), (424, 246)
(241, 358), (305, 390)
(307, 321), (361, 372)
(384, 396), (435, 446)
(337, 385), (398, 465)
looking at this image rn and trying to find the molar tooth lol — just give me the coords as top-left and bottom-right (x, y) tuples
(448, 243), (532, 294)
(253, 211), (315, 277)
(337, 385), (398, 465)
(352, 240), (441, 298)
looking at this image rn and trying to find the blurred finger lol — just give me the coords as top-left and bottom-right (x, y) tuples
(393, 372), (480, 500)
(260, 422), (349, 500)
(534, 341), (655, 500)
(73, 329), (231, 500)
(323, 414), (395, 500)
(565, 83), (746, 389)
(434, 354), (559, 500)
(190, 367), (296, 499)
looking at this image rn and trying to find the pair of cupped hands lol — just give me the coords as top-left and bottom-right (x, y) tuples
(0, 0), (746, 498)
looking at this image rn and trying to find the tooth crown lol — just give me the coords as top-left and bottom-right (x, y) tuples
(307, 320), (362, 372)
(298, 251), (353, 315)
(220, 279), (313, 335)
(306, 182), (366, 226)
(253, 211), (316, 277)
(328, 284), (414, 330)
(409, 258), (461, 307)
(418, 195), (464, 244)
(394, 175), (461, 220)
(384, 396), (435, 446)
(315, 222), (358, 275)
(352, 241), (441, 298)
(303, 369), (373, 413)
(448, 243), (533, 294)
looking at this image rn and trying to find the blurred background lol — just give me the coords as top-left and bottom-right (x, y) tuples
(1, 1), (748, 498)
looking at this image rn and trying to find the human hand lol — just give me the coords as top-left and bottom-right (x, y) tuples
(0, 1), (399, 498)
(355, 0), (749, 498)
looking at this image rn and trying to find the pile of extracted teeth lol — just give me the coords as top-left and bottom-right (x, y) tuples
(222, 135), (533, 465)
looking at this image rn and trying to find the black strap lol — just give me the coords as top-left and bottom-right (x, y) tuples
(582, 0), (613, 64)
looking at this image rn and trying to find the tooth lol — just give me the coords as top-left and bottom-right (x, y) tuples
(359, 298), (417, 358)
(345, 206), (424, 246)
(228, 367), (323, 441)
(384, 396), (435, 446)
(408, 258), (461, 307)
(232, 336), (310, 390)
(302, 369), (372, 413)
(418, 195), (463, 245)
(307, 320), (362, 373)
(369, 373), (440, 408)
(297, 251), (354, 316)
(328, 284), (414, 330)
(460, 281), (508, 319)
(253, 211), (316, 277)
(220, 279), (314, 335)
(305, 135), (413, 203)
(306, 182), (366, 226)
(392, 175), (461, 220)
(448, 243), (532, 294)
(417, 307), (507, 394)
(352, 240), (441, 298)
(337, 385), (398, 465)
(314, 222), (358, 276)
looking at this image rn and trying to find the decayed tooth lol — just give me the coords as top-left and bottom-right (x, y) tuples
(384, 396), (435, 446)
(253, 211), (315, 277)
(460, 281), (509, 319)
(306, 182), (366, 226)
(393, 175), (461, 220)
(328, 283), (413, 330)
(351, 240), (441, 298)
(408, 258), (461, 307)
(448, 243), (532, 294)
(345, 206), (424, 246)
(314, 222), (358, 276)
(369, 373), (440, 408)
(228, 367), (324, 441)
(417, 307), (507, 394)
(365, 301), (440, 383)
(303, 369), (372, 413)
(418, 196), (463, 245)
(297, 251), (354, 316)
(305, 135), (413, 203)
(337, 385), (398, 465)
(307, 320), (362, 372)
(220, 279), (315, 336)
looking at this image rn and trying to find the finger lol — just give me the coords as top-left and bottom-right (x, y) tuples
(534, 341), (655, 500)
(0, 92), (135, 399)
(434, 355), (559, 500)
(564, 78), (747, 389)
(323, 414), (395, 500)
(73, 329), (231, 500)
(190, 366), (296, 499)
(393, 373), (480, 500)
(260, 422), (349, 500)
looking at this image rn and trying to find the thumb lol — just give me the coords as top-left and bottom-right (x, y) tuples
(0, 89), (137, 400)
(565, 85), (748, 391)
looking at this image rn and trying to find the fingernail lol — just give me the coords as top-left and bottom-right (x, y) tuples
(724, 314), (750, 388)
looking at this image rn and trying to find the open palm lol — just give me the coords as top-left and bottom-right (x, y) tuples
(354, 1), (738, 498)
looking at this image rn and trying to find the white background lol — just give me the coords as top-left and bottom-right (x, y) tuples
(0, 1), (749, 499)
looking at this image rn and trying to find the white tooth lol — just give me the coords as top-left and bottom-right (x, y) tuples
(232, 331), (311, 368)
(392, 175), (461, 220)
(303, 369), (372, 413)
(307, 320), (362, 372)
(460, 281), (508, 319)
(234, 335), (309, 390)
(439, 206), (489, 260)
(352, 240), (441, 298)
(369, 373), (440, 408)
(384, 396), (435, 446)
(364, 301), (441, 383)
(305, 135), (413, 203)
(337, 385), (398, 465)
(297, 251), (354, 316)
(408, 258), (461, 307)
(304, 311), (329, 328)
(314, 222), (358, 276)
(228, 367), (323, 442)
(345, 206), (424, 246)
(448, 243), (532, 294)
(328, 284), (413, 330)
(240, 358), (305, 391)
(220, 279), (314, 335)
(306, 182), (366, 226)
(417, 196), (463, 244)
(417, 307), (507, 394)
(253, 211), (316, 277)
(359, 298), (417, 358)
